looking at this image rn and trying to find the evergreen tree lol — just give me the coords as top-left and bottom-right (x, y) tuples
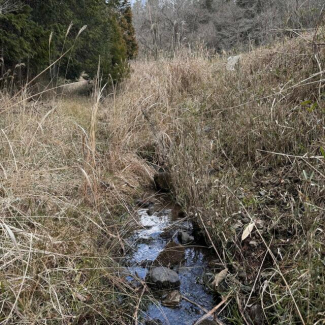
(0, 0), (137, 85)
(0, 5), (48, 84)
(118, 0), (138, 60)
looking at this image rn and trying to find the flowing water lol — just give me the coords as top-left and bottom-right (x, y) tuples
(124, 204), (219, 325)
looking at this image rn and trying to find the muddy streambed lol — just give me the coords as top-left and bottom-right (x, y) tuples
(123, 202), (221, 325)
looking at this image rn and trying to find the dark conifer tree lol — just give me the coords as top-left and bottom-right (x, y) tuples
(118, 0), (138, 60)
(0, 0), (137, 85)
(0, 5), (48, 84)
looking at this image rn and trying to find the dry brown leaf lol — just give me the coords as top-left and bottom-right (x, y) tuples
(241, 222), (255, 241)
(212, 268), (228, 289)
(75, 292), (88, 302)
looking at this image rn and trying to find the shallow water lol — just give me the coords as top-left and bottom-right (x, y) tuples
(124, 207), (218, 325)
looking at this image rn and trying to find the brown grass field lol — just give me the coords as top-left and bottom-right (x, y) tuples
(0, 29), (325, 324)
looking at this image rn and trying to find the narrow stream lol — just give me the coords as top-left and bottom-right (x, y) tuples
(124, 202), (219, 325)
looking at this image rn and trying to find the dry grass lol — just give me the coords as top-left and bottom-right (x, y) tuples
(1, 28), (325, 324)
(104, 30), (325, 324)
(0, 92), (153, 323)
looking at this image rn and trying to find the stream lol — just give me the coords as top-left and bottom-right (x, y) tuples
(123, 201), (220, 325)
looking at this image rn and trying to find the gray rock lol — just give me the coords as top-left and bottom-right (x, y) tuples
(226, 55), (241, 71)
(153, 242), (185, 267)
(162, 290), (182, 308)
(146, 267), (180, 289)
(249, 240), (258, 247)
(238, 269), (247, 281)
(147, 205), (155, 216)
(256, 219), (265, 229)
(178, 231), (194, 245)
(248, 304), (264, 324)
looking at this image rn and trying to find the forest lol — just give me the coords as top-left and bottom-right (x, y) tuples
(132, 0), (323, 56)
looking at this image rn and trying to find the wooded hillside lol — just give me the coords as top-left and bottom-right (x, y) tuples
(133, 0), (323, 56)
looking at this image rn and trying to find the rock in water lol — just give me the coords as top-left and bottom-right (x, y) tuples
(147, 205), (155, 216)
(162, 290), (182, 308)
(226, 55), (241, 71)
(153, 242), (185, 267)
(192, 221), (207, 245)
(178, 231), (194, 245)
(171, 204), (186, 219)
(146, 267), (180, 289)
(154, 172), (172, 192)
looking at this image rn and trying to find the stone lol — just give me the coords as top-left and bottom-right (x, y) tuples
(178, 231), (194, 245)
(238, 269), (247, 281)
(154, 172), (172, 192)
(162, 290), (182, 308)
(249, 240), (258, 247)
(172, 204), (186, 219)
(153, 242), (185, 267)
(146, 267), (180, 289)
(248, 304), (264, 324)
(255, 219), (265, 229)
(226, 55), (241, 71)
(192, 221), (207, 245)
(147, 205), (155, 216)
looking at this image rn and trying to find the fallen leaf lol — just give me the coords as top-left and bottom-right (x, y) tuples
(75, 292), (88, 302)
(211, 268), (228, 289)
(241, 222), (255, 241)
(2, 222), (18, 248)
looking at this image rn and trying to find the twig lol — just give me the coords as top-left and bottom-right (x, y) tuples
(257, 149), (325, 179)
(4, 234), (33, 324)
(182, 295), (209, 313)
(1, 129), (18, 172)
(257, 149), (324, 160)
(193, 292), (231, 325)
(197, 211), (226, 267)
(134, 285), (147, 325)
(236, 293), (251, 325)
(244, 246), (270, 311)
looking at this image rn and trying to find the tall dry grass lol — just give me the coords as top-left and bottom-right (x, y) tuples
(1, 28), (325, 324)
(104, 30), (325, 324)
(0, 88), (153, 323)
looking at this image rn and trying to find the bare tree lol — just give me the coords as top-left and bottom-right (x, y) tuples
(0, 0), (21, 15)
(133, 0), (324, 57)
